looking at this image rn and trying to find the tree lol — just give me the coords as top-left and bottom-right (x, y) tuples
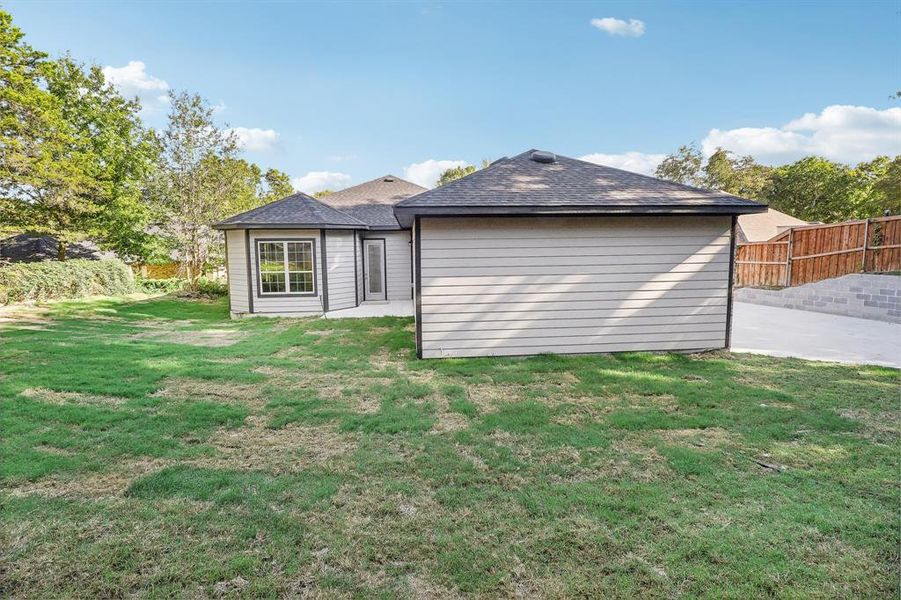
(0, 12), (156, 260)
(313, 190), (333, 198)
(436, 159), (491, 187)
(851, 156), (899, 218)
(262, 168), (293, 202)
(149, 91), (246, 288)
(702, 148), (772, 199)
(654, 144), (704, 186)
(763, 157), (857, 222)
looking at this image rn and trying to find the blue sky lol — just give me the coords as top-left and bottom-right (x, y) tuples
(7, 1), (900, 190)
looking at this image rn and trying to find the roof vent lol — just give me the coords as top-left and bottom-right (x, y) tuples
(383, 176), (395, 182)
(530, 151), (556, 164)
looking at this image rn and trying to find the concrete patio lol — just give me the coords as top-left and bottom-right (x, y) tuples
(324, 300), (414, 319)
(731, 302), (900, 368)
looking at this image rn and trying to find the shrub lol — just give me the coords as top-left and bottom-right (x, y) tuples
(135, 277), (187, 294)
(195, 277), (228, 298)
(0, 259), (135, 305)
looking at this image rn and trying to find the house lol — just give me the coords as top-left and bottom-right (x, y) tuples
(213, 175), (426, 316)
(216, 150), (766, 358)
(736, 208), (807, 243)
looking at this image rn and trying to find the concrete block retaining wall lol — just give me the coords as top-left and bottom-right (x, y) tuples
(734, 274), (901, 323)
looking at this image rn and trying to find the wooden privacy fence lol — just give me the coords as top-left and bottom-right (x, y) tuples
(734, 215), (901, 288)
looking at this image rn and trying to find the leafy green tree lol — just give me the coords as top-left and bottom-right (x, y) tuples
(313, 190), (333, 198)
(436, 159), (491, 187)
(0, 12), (156, 260)
(654, 144), (704, 186)
(262, 168), (293, 201)
(851, 156), (899, 218)
(763, 157), (857, 222)
(45, 56), (158, 259)
(149, 91), (245, 288)
(702, 148), (772, 199)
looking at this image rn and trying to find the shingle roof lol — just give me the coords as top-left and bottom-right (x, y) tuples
(394, 149), (767, 226)
(737, 208), (807, 243)
(319, 175), (427, 229)
(213, 192), (367, 230)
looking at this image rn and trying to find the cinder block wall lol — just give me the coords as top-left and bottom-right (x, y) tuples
(734, 274), (901, 323)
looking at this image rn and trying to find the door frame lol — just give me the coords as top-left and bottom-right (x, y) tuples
(362, 237), (387, 302)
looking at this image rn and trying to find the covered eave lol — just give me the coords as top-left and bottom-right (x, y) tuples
(213, 222), (368, 231)
(394, 203), (767, 228)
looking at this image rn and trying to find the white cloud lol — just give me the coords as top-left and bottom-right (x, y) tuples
(702, 105), (901, 165)
(590, 17), (645, 37)
(102, 60), (170, 115)
(579, 152), (666, 175)
(228, 127), (280, 152)
(403, 159), (469, 188)
(291, 171), (352, 194)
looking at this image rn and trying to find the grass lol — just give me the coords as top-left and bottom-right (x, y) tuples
(0, 295), (898, 597)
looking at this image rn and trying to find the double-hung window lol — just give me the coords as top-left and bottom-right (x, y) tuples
(256, 240), (315, 295)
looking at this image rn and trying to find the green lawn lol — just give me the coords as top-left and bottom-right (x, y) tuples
(1, 295), (898, 598)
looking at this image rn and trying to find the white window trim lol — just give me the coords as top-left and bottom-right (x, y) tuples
(255, 239), (317, 297)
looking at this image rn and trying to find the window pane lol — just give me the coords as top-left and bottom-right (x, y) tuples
(367, 244), (382, 294)
(259, 242), (284, 273)
(289, 272), (313, 293)
(261, 272), (286, 293)
(287, 242), (312, 272)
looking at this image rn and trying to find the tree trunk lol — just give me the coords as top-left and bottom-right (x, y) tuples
(57, 240), (67, 261)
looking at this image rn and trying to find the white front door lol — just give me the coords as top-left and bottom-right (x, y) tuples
(363, 239), (387, 301)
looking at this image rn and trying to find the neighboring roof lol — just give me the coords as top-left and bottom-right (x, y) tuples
(394, 149), (767, 227)
(0, 234), (115, 263)
(737, 208), (807, 243)
(213, 192), (367, 230)
(319, 175), (427, 229)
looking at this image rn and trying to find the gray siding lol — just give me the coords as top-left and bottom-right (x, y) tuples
(361, 230), (412, 301)
(225, 229), (249, 314)
(325, 230), (357, 311)
(418, 216), (731, 358)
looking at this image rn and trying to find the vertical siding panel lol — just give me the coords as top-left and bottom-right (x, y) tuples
(225, 229), (249, 314)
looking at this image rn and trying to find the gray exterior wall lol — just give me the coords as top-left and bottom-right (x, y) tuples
(225, 227), (410, 317)
(225, 229), (249, 313)
(417, 216), (732, 358)
(325, 230), (357, 311)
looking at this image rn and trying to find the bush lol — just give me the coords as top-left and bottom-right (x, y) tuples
(195, 277), (228, 298)
(0, 259), (135, 305)
(135, 277), (187, 294)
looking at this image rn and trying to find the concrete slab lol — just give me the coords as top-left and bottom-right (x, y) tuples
(324, 300), (413, 319)
(731, 302), (900, 368)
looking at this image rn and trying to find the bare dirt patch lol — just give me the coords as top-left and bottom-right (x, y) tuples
(153, 377), (263, 405)
(655, 427), (734, 448)
(197, 416), (359, 474)
(465, 384), (518, 412)
(130, 327), (247, 347)
(6, 457), (172, 499)
(0, 302), (54, 326)
(607, 439), (671, 482)
(406, 574), (459, 599)
(21, 387), (127, 406)
(839, 408), (900, 439)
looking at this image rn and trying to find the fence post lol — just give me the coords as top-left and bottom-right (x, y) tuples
(861, 218), (870, 273)
(784, 228), (794, 287)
